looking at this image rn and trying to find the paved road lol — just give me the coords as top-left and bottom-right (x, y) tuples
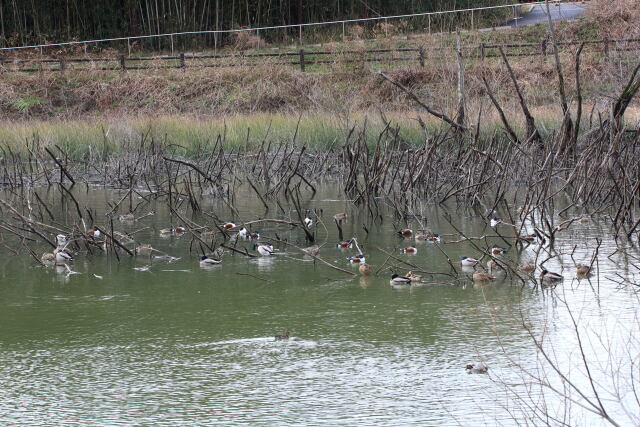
(507, 3), (587, 27)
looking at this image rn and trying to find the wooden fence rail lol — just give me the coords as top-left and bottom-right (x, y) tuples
(1, 37), (638, 74)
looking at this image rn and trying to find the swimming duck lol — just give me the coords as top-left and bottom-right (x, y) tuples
(254, 243), (274, 256)
(472, 268), (495, 282)
(540, 269), (563, 283)
(41, 252), (55, 264)
(135, 244), (154, 256)
(490, 245), (506, 256)
(426, 233), (441, 242)
(359, 263), (372, 276)
(237, 227), (248, 239)
(520, 234), (536, 243)
(406, 271), (422, 283)
(576, 264), (591, 276)
(460, 256), (479, 267)
(249, 231), (260, 240)
(199, 255), (222, 266)
(519, 262), (535, 273)
(54, 248), (73, 263)
(86, 226), (101, 238)
(304, 217), (313, 228)
(466, 364), (489, 374)
(402, 246), (418, 254)
(222, 222), (236, 230)
(337, 239), (353, 249)
(118, 213), (135, 222)
(398, 228), (413, 237)
(275, 331), (290, 340)
(303, 245), (320, 256)
(349, 254), (365, 264)
(579, 216), (590, 224)
(390, 273), (412, 285)
(333, 213), (348, 222)
(490, 217), (502, 227)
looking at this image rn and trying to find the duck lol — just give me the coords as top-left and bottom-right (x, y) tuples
(135, 244), (154, 256)
(118, 213), (135, 222)
(406, 271), (422, 283)
(520, 234), (536, 243)
(579, 216), (590, 224)
(490, 217), (503, 227)
(333, 213), (348, 222)
(159, 228), (174, 235)
(576, 264), (591, 276)
(426, 233), (441, 242)
(303, 245), (320, 256)
(359, 263), (372, 276)
(540, 269), (563, 283)
(248, 231), (260, 240)
(519, 262), (536, 273)
(490, 244), (506, 256)
(222, 222), (236, 230)
(349, 254), (365, 264)
(472, 268), (495, 282)
(174, 226), (186, 234)
(336, 239), (353, 249)
(398, 228), (413, 237)
(199, 255), (221, 266)
(275, 331), (290, 341)
(86, 226), (101, 238)
(390, 273), (412, 285)
(54, 248), (73, 263)
(304, 217), (313, 228)
(401, 246), (417, 254)
(237, 227), (248, 239)
(254, 243), (274, 256)
(460, 256), (479, 267)
(466, 364), (489, 374)
(41, 252), (55, 264)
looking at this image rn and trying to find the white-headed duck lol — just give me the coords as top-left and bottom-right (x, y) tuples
(199, 255), (222, 267)
(460, 256), (479, 267)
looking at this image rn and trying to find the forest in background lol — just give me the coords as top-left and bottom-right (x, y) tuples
(0, 0), (510, 47)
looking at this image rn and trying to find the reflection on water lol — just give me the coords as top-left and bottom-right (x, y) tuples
(0, 186), (638, 425)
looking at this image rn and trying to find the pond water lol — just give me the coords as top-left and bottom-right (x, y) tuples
(0, 185), (638, 426)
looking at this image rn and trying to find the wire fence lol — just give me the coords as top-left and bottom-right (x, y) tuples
(0, 36), (635, 74)
(0, 0), (578, 56)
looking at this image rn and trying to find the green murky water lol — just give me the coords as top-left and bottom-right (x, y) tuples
(0, 186), (638, 425)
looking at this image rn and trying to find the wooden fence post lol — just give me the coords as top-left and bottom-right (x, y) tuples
(604, 37), (609, 58)
(180, 53), (185, 69)
(418, 47), (425, 67)
(480, 43), (485, 61)
(119, 55), (126, 71)
(59, 58), (65, 72)
(299, 49), (305, 72)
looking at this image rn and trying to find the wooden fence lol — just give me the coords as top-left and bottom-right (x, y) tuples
(0, 37), (638, 74)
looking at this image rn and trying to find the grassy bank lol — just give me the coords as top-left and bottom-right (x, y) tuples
(2, 105), (639, 159)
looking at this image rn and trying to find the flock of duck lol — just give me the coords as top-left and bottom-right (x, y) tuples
(40, 212), (591, 288)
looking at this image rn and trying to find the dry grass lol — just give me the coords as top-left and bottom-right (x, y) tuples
(583, 0), (640, 39)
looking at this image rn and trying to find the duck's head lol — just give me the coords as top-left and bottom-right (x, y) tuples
(460, 256), (468, 260)
(466, 364), (474, 370)
(391, 273), (399, 279)
(541, 269), (549, 275)
(200, 255), (207, 261)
